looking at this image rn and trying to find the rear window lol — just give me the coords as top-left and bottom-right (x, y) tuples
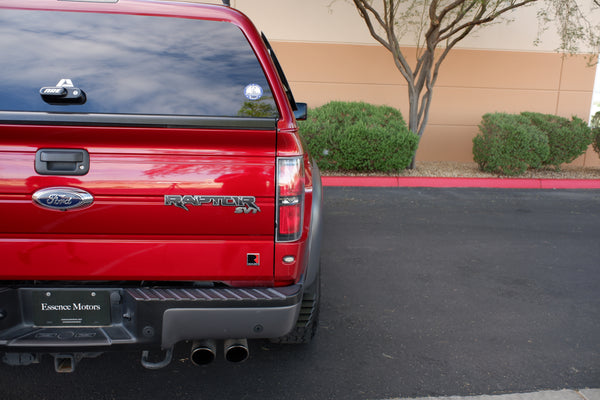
(0, 9), (278, 119)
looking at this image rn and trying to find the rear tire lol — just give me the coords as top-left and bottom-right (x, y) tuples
(271, 270), (320, 344)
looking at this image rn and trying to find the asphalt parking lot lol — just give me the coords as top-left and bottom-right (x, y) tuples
(0, 187), (598, 400)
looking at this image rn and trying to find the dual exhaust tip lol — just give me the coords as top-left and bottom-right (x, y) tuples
(51, 339), (247, 372)
(190, 339), (249, 366)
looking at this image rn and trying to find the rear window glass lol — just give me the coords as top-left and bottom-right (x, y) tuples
(0, 9), (278, 118)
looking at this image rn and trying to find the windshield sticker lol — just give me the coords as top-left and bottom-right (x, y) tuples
(244, 84), (263, 101)
(56, 79), (75, 88)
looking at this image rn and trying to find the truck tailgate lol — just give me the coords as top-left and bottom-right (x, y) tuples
(0, 125), (277, 282)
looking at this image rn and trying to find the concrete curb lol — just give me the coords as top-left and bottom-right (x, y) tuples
(385, 389), (600, 400)
(322, 176), (600, 189)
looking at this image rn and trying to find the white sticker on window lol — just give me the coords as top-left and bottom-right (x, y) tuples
(244, 84), (263, 101)
(56, 79), (74, 88)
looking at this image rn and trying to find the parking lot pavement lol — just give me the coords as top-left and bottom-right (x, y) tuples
(387, 389), (600, 400)
(321, 187), (600, 398)
(0, 187), (598, 400)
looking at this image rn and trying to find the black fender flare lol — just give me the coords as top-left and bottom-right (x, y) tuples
(302, 160), (323, 296)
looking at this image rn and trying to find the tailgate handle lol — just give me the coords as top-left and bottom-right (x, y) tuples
(41, 152), (83, 163)
(35, 149), (90, 175)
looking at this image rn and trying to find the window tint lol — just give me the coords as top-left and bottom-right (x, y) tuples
(0, 10), (278, 119)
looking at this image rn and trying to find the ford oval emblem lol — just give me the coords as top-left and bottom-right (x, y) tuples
(32, 187), (94, 211)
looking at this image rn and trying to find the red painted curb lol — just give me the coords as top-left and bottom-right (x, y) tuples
(322, 176), (600, 189)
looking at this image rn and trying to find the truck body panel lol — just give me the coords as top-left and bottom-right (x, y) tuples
(0, 0), (322, 371)
(0, 125), (277, 281)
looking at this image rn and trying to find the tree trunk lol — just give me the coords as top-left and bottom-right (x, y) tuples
(407, 85), (420, 169)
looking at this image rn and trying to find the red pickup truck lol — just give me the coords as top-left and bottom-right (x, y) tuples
(0, 0), (322, 372)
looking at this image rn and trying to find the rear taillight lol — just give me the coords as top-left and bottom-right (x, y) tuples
(276, 157), (304, 242)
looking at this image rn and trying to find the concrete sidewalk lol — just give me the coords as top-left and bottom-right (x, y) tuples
(388, 389), (600, 400)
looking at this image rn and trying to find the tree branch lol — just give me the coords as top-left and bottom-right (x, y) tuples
(439, 0), (537, 42)
(354, 0), (416, 84)
(438, 1), (478, 36)
(352, 0), (393, 52)
(436, 0), (475, 24)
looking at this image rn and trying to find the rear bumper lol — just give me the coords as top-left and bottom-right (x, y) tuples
(0, 285), (302, 352)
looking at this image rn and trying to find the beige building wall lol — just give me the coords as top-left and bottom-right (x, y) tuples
(270, 42), (598, 166)
(203, 0), (600, 166)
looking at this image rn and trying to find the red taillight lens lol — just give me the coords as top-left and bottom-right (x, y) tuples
(278, 204), (302, 236)
(276, 157), (304, 242)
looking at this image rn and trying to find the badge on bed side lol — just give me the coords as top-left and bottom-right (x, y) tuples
(164, 195), (261, 213)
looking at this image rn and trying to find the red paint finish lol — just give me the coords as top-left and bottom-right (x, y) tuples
(1, 125), (276, 236)
(1, 238), (275, 282)
(0, 125), (278, 280)
(0, 0), (312, 287)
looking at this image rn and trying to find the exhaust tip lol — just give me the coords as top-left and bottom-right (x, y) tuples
(190, 340), (217, 366)
(224, 339), (249, 363)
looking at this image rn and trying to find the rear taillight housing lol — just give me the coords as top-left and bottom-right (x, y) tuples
(276, 157), (304, 242)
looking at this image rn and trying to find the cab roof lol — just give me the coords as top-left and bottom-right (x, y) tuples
(0, 0), (247, 24)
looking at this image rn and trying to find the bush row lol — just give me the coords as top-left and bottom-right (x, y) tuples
(473, 112), (592, 176)
(299, 102), (597, 175)
(299, 101), (418, 172)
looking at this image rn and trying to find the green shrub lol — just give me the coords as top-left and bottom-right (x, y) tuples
(473, 113), (549, 176)
(593, 127), (600, 157)
(299, 101), (418, 172)
(591, 110), (600, 128)
(520, 112), (592, 169)
(591, 110), (600, 160)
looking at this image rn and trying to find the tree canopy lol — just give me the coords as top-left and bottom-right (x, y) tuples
(351, 0), (600, 167)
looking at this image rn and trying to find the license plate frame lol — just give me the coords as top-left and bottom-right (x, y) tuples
(31, 290), (111, 327)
